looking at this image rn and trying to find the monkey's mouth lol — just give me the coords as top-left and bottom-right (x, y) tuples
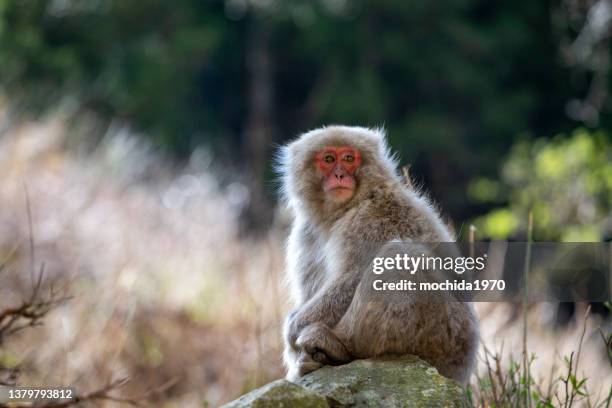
(324, 186), (356, 203)
(324, 179), (356, 192)
(324, 186), (356, 199)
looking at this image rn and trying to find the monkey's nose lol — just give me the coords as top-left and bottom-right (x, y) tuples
(336, 174), (344, 179)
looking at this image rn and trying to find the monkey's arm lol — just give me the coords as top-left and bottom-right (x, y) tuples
(286, 271), (360, 348)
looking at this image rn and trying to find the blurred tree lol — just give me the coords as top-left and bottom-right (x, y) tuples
(468, 129), (612, 241)
(0, 0), (242, 152)
(0, 0), (609, 228)
(556, 0), (612, 127)
(242, 16), (275, 231)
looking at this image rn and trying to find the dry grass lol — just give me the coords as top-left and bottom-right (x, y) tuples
(473, 303), (611, 407)
(0, 114), (609, 406)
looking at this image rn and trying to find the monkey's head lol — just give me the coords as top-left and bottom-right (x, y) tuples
(278, 126), (400, 221)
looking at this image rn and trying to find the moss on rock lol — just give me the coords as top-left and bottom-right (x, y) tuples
(222, 356), (467, 408)
(221, 379), (328, 408)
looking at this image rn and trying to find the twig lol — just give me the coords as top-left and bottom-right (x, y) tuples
(23, 184), (36, 291)
(493, 346), (508, 404)
(0, 286), (71, 343)
(0, 190), (71, 344)
(599, 328), (612, 366)
(0, 365), (20, 387)
(483, 346), (500, 405)
(574, 305), (592, 381)
(562, 352), (574, 407)
(545, 351), (559, 403)
(522, 212), (533, 408)
(565, 305), (592, 408)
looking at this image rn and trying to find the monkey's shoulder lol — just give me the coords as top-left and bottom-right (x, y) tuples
(344, 185), (428, 241)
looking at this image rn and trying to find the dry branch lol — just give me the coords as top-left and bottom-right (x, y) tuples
(0, 264), (71, 344)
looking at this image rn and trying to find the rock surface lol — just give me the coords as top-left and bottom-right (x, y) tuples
(221, 355), (467, 407)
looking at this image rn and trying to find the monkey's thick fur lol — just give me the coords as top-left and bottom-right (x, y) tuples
(278, 126), (479, 385)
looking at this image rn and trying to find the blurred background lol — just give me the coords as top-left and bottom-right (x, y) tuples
(0, 0), (610, 406)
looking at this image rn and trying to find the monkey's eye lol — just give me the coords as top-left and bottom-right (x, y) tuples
(323, 154), (335, 163)
(344, 154), (355, 163)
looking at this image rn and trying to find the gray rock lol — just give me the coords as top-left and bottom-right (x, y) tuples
(221, 379), (328, 408)
(221, 356), (467, 408)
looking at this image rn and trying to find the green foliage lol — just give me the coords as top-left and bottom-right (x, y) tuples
(469, 129), (612, 240)
(0, 0), (599, 221)
(0, 0), (239, 153)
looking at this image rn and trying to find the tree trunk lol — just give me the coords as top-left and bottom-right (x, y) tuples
(241, 17), (274, 234)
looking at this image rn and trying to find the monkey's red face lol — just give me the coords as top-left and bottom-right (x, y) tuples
(315, 146), (362, 203)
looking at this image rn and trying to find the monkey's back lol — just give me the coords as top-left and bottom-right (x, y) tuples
(330, 184), (479, 384)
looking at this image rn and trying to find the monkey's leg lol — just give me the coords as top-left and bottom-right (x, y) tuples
(295, 322), (351, 365)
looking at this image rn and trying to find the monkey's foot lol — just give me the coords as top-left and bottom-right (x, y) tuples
(295, 323), (350, 365)
(294, 351), (323, 378)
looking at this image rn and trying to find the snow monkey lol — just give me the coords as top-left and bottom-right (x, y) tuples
(278, 125), (479, 385)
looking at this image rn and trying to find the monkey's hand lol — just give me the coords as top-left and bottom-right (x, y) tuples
(286, 274), (360, 349)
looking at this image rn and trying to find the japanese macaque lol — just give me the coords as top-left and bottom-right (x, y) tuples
(277, 125), (479, 385)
